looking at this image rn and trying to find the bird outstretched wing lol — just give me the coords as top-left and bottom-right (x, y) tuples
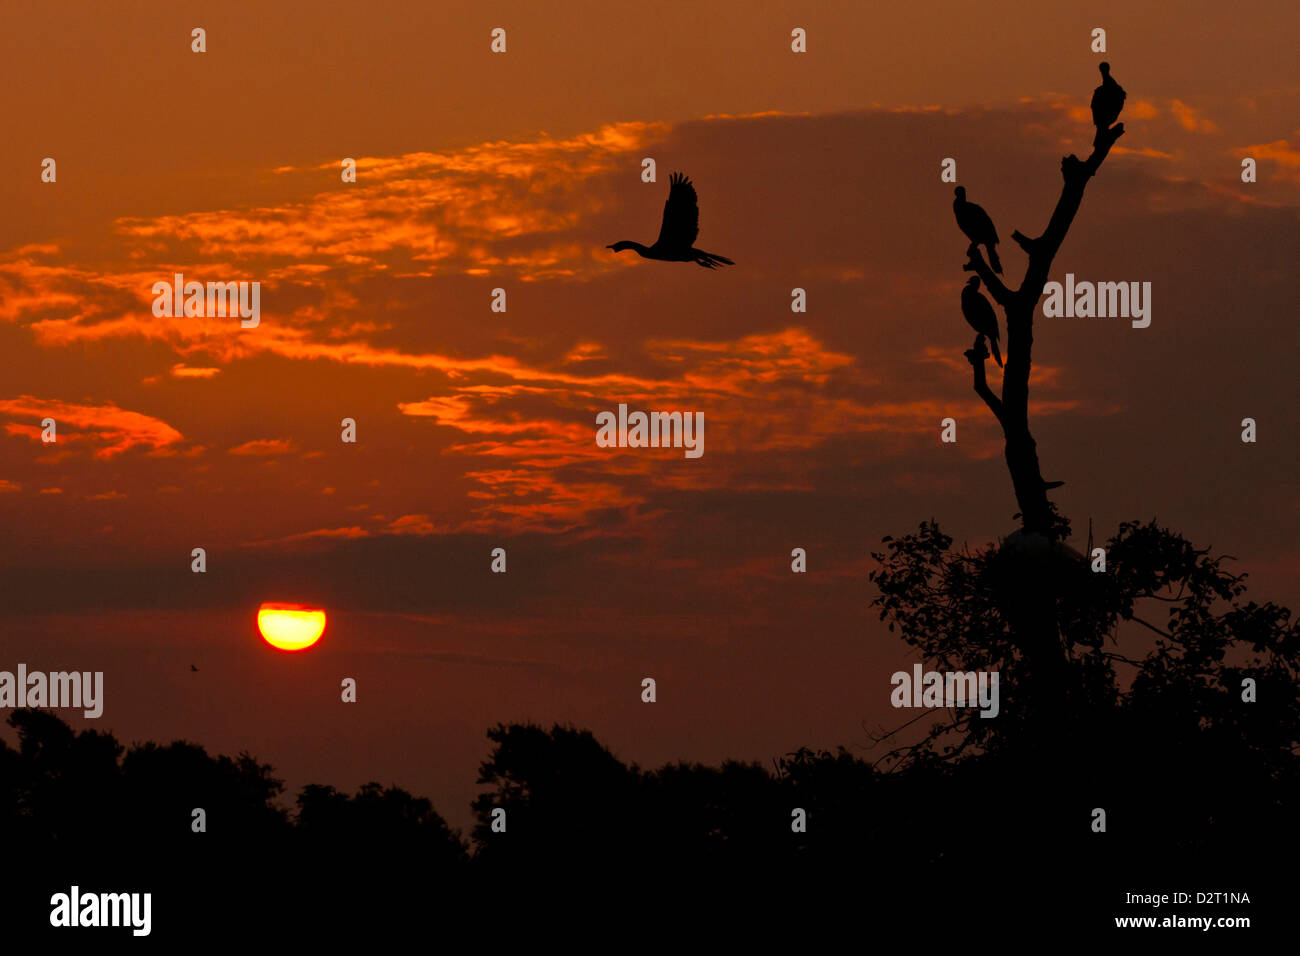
(656, 172), (700, 251)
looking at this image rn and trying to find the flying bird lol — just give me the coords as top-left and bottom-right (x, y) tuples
(953, 186), (1002, 274)
(961, 277), (1003, 367)
(607, 172), (734, 269)
(1090, 62), (1126, 129)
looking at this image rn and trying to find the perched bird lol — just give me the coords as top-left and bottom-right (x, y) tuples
(190, 664), (199, 672)
(961, 277), (1003, 367)
(1090, 62), (1126, 129)
(607, 172), (734, 269)
(953, 186), (1002, 274)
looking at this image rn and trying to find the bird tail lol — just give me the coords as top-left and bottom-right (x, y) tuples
(695, 250), (734, 269)
(987, 246), (1002, 274)
(989, 336), (1003, 367)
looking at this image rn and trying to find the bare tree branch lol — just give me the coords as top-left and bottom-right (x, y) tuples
(1126, 614), (1174, 641)
(1021, 122), (1126, 298)
(955, 108), (1125, 535)
(965, 337), (1004, 424)
(1103, 651), (1147, 668)
(1010, 229), (1037, 255)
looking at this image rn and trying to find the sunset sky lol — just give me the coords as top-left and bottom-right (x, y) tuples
(2, 1), (1297, 831)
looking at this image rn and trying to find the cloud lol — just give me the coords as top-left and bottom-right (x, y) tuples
(170, 363), (222, 379)
(1239, 131), (1300, 181)
(229, 438), (298, 456)
(244, 526), (371, 548)
(0, 396), (184, 458)
(113, 121), (669, 280)
(383, 323), (1089, 532)
(1169, 100), (1219, 134)
(564, 342), (608, 363)
(388, 514), (437, 535)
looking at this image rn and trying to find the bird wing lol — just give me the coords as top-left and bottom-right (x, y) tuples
(956, 199), (998, 245)
(974, 296), (999, 336)
(963, 287), (999, 336)
(656, 172), (700, 251)
(971, 204), (999, 244)
(1093, 79), (1126, 121)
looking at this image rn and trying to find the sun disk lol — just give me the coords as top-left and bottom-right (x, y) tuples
(258, 603), (326, 651)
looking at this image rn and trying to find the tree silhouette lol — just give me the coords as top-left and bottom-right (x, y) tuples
(0, 708), (122, 845)
(470, 722), (801, 878)
(296, 780), (467, 866)
(940, 69), (1133, 733)
(121, 739), (289, 846)
(0, 710), (469, 937)
(849, 65), (1298, 910)
(958, 71), (1125, 539)
(865, 517), (1297, 910)
(470, 722), (641, 870)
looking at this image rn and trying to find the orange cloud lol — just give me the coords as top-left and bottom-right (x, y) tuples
(1111, 146), (1177, 160)
(229, 438), (298, 456)
(113, 121), (668, 280)
(0, 396), (184, 458)
(0, 122), (679, 368)
(1239, 132), (1300, 182)
(382, 323), (1085, 533)
(1169, 99), (1218, 134)
(170, 363), (221, 378)
(388, 514), (437, 535)
(564, 342), (608, 363)
(244, 526), (370, 548)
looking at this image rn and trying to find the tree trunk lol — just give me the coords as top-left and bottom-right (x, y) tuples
(959, 110), (1127, 742)
(964, 122), (1125, 537)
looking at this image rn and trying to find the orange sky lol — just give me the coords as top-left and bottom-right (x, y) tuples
(1, 0), (1298, 831)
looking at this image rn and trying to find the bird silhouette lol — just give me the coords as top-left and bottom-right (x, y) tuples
(961, 277), (1003, 366)
(607, 172), (734, 269)
(1090, 62), (1126, 129)
(953, 186), (1001, 274)
(190, 664), (199, 672)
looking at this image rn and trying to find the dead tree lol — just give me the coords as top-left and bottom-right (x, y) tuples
(958, 77), (1127, 743)
(961, 96), (1126, 539)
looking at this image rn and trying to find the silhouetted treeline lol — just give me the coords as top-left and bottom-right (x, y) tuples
(2, 519), (1294, 937)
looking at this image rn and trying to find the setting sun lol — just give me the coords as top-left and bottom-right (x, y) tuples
(257, 602), (327, 651)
